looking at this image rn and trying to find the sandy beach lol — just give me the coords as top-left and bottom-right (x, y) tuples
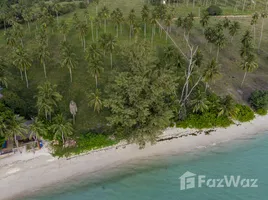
(1, 114), (268, 200)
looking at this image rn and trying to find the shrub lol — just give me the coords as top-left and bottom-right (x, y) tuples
(207, 5), (223, 16)
(256, 108), (267, 116)
(235, 104), (255, 122)
(249, 90), (268, 110)
(52, 133), (117, 157)
(79, 1), (88, 9)
(177, 110), (233, 129)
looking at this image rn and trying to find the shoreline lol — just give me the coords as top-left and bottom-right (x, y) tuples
(1, 114), (268, 200)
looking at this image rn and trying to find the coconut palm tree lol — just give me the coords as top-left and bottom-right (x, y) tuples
(60, 42), (78, 83)
(29, 117), (47, 148)
(13, 23), (24, 47)
(94, 17), (101, 41)
(251, 12), (259, 43)
(22, 8), (33, 31)
(38, 44), (50, 79)
(150, 12), (157, 43)
(240, 30), (254, 58)
(99, 33), (108, 55)
(52, 2), (61, 24)
(88, 89), (102, 113)
(89, 15), (95, 41)
(115, 8), (124, 36)
(36, 81), (62, 120)
(164, 14), (172, 41)
(84, 9), (89, 24)
(141, 5), (150, 38)
(58, 21), (69, 41)
(87, 56), (104, 88)
(0, 66), (8, 88)
(4, 115), (26, 152)
(5, 29), (16, 48)
(85, 43), (102, 61)
(258, 11), (268, 52)
(222, 17), (231, 29)
(214, 31), (225, 61)
(191, 90), (210, 113)
(240, 54), (258, 87)
(13, 47), (32, 88)
(203, 59), (221, 91)
(78, 22), (88, 52)
(100, 6), (109, 33)
(93, 0), (100, 16)
(106, 33), (117, 68)
(50, 114), (73, 146)
(229, 21), (240, 42)
(218, 95), (238, 118)
(200, 11), (210, 33)
(128, 9), (136, 40)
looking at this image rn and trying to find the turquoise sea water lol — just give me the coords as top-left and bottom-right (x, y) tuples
(25, 132), (268, 200)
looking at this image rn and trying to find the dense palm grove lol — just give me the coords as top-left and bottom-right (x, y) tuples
(0, 0), (268, 156)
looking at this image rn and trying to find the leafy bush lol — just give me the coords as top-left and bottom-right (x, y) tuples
(207, 5), (223, 16)
(235, 104), (255, 122)
(256, 108), (267, 116)
(58, 3), (77, 15)
(249, 90), (268, 110)
(79, 1), (88, 9)
(52, 133), (117, 157)
(177, 110), (233, 129)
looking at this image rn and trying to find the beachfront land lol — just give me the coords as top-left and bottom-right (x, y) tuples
(1, 0), (268, 157)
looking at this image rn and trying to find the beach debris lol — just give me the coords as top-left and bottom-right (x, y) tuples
(64, 139), (77, 148)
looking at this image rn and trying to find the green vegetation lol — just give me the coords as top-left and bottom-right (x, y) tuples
(207, 5), (223, 16)
(235, 104), (255, 122)
(52, 133), (117, 157)
(249, 90), (268, 110)
(1, 0), (268, 156)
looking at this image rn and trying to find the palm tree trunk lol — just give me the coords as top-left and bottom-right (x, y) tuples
(120, 23), (122, 35)
(104, 19), (107, 33)
(56, 12), (59, 24)
(83, 37), (86, 52)
(116, 24), (119, 37)
(151, 25), (154, 44)
(73, 114), (75, 125)
(144, 22), (147, 38)
(96, 5), (98, 16)
(129, 25), (132, 40)
(216, 46), (220, 61)
(210, 44), (213, 54)
(253, 25), (256, 44)
(110, 53), (113, 68)
(96, 27), (98, 41)
(20, 69), (23, 80)
(258, 18), (265, 53)
(64, 34), (66, 41)
(241, 71), (247, 87)
(62, 132), (65, 147)
(43, 62), (47, 78)
(91, 21), (94, 41)
(69, 68), (72, 83)
(45, 111), (48, 120)
(205, 83), (209, 92)
(27, 22), (30, 31)
(24, 68), (29, 88)
(243, 0), (246, 11)
(14, 135), (21, 153)
(95, 74), (98, 88)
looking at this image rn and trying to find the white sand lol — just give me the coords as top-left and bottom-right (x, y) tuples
(0, 114), (268, 200)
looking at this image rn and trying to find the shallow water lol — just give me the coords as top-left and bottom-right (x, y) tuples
(24, 132), (268, 200)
